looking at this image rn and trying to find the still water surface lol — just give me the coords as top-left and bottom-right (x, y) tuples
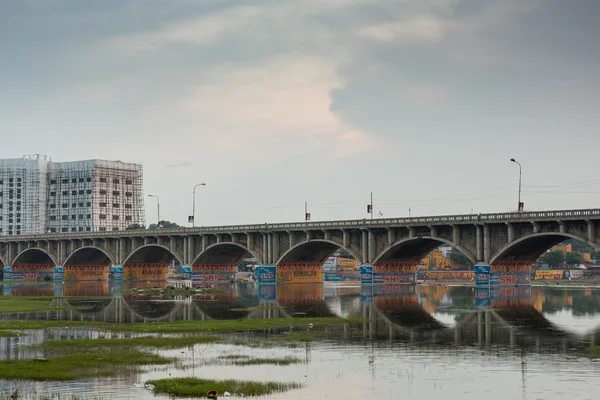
(1, 282), (600, 399)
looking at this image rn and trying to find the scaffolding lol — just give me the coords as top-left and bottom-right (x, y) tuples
(0, 155), (145, 236)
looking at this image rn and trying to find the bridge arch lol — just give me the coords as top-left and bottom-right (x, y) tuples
(373, 236), (477, 265)
(122, 244), (183, 265)
(276, 239), (362, 265)
(63, 246), (114, 281)
(192, 242), (262, 266)
(64, 246), (115, 266)
(490, 232), (600, 265)
(13, 248), (58, 266)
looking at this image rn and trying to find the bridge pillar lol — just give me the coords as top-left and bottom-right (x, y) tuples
(272, 232), (279, 263)
(587, 220), (596, 243)
(361, 230), (368, 263)
(476, 225), (483, 262)
(368, 229), (375, 264)
(387, 228), (395, 246)
(558, 220), (565, 234)
(483, 224), (491, 263)
(343, 230), (350, 247)
(262, 234), (268, 264)
(452, 225), (460, 246)
(287, 231), (294, 248)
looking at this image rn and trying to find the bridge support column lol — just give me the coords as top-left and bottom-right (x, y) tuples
(272, 233), (279, 263)
(483, 225), (491, 264)
(183, 237), (189, 265)
(343, 230), (350, 248)
(558, 220), (565, 234)
(587, 220), (596, 243)
(361, 230), (368, 263)
(452, 225), (460, 246)
(262, 234), (268, 264)
(368, 229), (375, 265)
(387, 228), (395, 246)
(287, 231), (294, 249)
(476, 225), (483, 262)
(505, 222), (514, 243)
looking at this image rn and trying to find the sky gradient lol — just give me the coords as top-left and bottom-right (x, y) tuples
(1, 0), (599, 227)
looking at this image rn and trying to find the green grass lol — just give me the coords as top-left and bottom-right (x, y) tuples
(147, 377), (302, 398)
(588, 346), (600, 359)
(0, 320), (105, 330)
(0, 330), (20, 337)
(0, 394), (84, 400)
(0, 297), (87, 314)
(0, 348), (172, 380)
(37, 335), (221, 351)
(218, 355), (302, 366)
(106, 317), (359, 333)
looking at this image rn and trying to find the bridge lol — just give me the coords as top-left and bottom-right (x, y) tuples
(0, 208), (599, 283)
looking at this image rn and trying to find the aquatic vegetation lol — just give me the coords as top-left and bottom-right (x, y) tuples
(37, 335), (221, 351)
(0, 297), (88, 314)
(0, 393), (85, 400)
(0, 348), (172, 380)
(218, 355), (302, 366)
(0, 320), (105, 330)
(147, 377), (302, 398)
(0, 330), (20, 337)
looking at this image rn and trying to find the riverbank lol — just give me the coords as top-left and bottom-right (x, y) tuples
(419, 279), (600, 287)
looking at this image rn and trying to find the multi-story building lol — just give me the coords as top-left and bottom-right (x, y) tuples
(0, 155), (144, 236)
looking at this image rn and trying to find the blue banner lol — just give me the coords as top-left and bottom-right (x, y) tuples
(258, 284), (276, 301)
(257, 266), (277, 284)
(475, 264), (490, 286)
(2, 266), (12, 281)
(324, 272), (344, 281)
(112, 266), (123, 282)
(53, 266), (64, 282)
(474, 287), (491, 308)
(360, 265), (374, 284)
(53, 282), (64, 297)
(180, 266), (192, 280)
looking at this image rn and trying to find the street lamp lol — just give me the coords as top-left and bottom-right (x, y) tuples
(148, 194), (160, 226)
(510, 158), (522, 212)
(192, 183), (206, 227)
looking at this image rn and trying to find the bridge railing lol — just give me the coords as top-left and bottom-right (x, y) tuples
(3, 208), (600, 241)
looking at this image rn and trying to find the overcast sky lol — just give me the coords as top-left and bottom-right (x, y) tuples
(1, 0), (599, 227)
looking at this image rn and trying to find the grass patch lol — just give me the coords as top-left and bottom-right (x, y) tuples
(106, 317), (359, 333)
(0, 348), (172, 381)
(588, 346), (600, 359)
(37, 335), (221, 351)
(147, 377), (302, 398)
(0, 320), (105, 330)
(0, 393), (84, 400)
(0, 297), (89, 314)
(0, 330), (20, 337)
(218, 355), (302, 366)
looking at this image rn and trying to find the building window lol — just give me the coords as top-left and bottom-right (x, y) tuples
(50, 228), (56, 233)
(87, 190), (92, 194)
(62, 227), (68, 232)
(113, 191), (120, 196)
(78, 190), (84, 195)
(72, 203), (76, 208)
(99, 227), (106, 231)
(72, 178), (77, 184)
(50, 179), (56, 185)
(71, 215), (76, 220)
(50, 192), (56, 197)
(62, 203), (68, 208)
(62, 179), (68, 184)
(62, 191), (68, 196)
(113, 215), (120, 220)
(71, 227), (77, 232)
(87, 214), (91, 219)
(86, 177), (91, 182)
(99, 177), (107, 183)
(99, 190), (106, 195)
(113, 203), (120, 208)
(125, 204), (132, 209)
(50, 216), (56, 221)
(125, 179), (132, 185)
(79, 214), (83, 219)
(50, 204), (56, 209)
(86, 202), (91, 207)
(62, 216), (68, 220)
(72, 191), (77, 196)
(16, 218), (20, 223)
(86, 227), (91, 231)
(99, 202), (107, 207)
(125, 215), (132, 221)
(113, 179), (120, 184)
(125, 192), (133, 197)
(79, 202), (84, 207)
(99, 214), (106, 220)
(79, 227), (84, 232)
(113, 227), (119, 231)
(79, 178), (84, 183)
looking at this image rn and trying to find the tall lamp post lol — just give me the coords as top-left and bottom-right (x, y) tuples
(148, 194), (160, 226)
(510, 158), (522, 212)
(192, 183), (206, 227)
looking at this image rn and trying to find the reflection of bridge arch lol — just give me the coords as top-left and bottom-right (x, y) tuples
(192, 242), (262, 266)
(373, 236), (476, 265)
(122, 244), (183, 265)
(491, 232), (600, 264)
(13, 248), (58, 266)
(276, 239), (362, 265)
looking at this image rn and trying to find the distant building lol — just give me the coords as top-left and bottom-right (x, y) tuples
(550, 244), (572, 255)
(0, 155), (145, 236)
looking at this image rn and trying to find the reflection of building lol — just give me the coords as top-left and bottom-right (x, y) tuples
(0, 155), (145, 235)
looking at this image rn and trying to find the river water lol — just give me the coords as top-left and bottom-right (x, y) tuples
(1, 282), (600, 399)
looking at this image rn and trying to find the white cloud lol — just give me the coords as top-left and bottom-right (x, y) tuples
(358, 15), (464, 43)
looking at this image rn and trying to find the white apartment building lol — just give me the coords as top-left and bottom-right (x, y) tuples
(0, 155), (145, 236)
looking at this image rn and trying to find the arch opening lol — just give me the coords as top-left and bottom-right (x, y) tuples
(63, 247), (113, 281)
(276, 240), (362, 284)
(122, 245), (180, 281)
(192, 243), (259, 283)
(374, 238), (477, 285)
(11, 249), (56, 281)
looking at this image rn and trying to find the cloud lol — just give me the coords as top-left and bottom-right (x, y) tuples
(358, 15), (466, 43)
(165, 161), (196, 168)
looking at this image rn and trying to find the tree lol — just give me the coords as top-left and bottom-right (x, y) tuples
(541, 250), (565, 267)
(148, 221), (182, 230)
(126, 223), (146, 230)
(566, 252), (583, 266)
(451, 251), (471, 266)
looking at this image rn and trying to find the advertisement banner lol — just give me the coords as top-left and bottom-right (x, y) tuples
(11, 264), (54, 281)
(2, 266), (12, 281)
(257, 266), (277, 284)
(534, 270), (565, 280)
(277, 263), (323, 283)
(112, 265), (123, 281)
(373, 272), (416, 284)
(64, 265), (108, 281)
(423, 271), (475, 281)
(475, 264), (490, 286)
(489, 271), (531, 286)
(373, 262), (419, 272)
(490, 286), (532, 308)
(53, 266), (64, 281)
(258, 284), (276, 301)
(474, 287), (491, 308)
(491, 261), (532, 273)
(360, 265), (374, 284)
(180, 266), (193, 280)
(192, 264), (236, 282)
(123, 263), (168, 281)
